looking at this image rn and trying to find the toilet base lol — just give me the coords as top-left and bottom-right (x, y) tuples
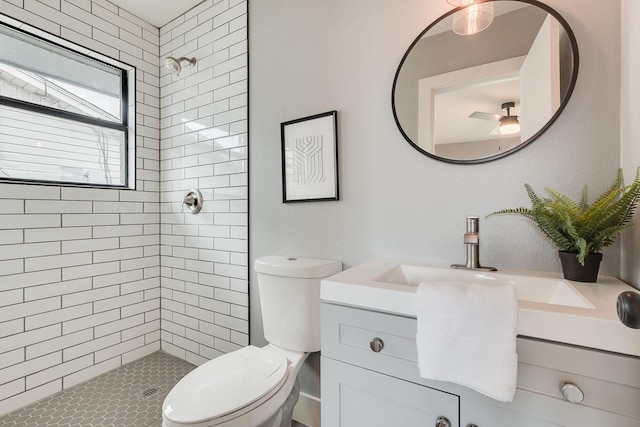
(240, 377), (301, 427)
(278, 377), (300, 427)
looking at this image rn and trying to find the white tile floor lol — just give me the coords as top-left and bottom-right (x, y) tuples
(0, 351), (309, 426)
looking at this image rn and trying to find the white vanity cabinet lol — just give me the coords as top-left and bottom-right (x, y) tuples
(320, 302), (640, 427)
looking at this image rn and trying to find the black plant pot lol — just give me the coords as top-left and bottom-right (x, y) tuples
(558, 251), (603, 283)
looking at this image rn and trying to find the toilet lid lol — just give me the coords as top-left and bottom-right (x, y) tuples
(163, 346), (289, 425)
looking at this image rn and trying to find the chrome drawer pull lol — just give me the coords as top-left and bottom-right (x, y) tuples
(369, 337), (384, 352)
(435, 416), (451, 427)
(561, 382), (584, 403)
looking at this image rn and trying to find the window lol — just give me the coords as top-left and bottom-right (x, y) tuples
(0, 17), (135, 188)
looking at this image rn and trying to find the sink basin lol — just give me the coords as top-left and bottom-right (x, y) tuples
(321, 258), (640, 356)
(373, 264), (594, 309)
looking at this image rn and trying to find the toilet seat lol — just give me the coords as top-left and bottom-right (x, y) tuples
(163, 346), (289, 426)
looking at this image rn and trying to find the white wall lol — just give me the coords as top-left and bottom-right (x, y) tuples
(621, 0), (640, 288)
(249, 0), (623, 398)
(0, 0), (161, 416)
(159, 0), (249, 365)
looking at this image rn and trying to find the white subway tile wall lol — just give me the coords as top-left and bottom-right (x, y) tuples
(0, 0), (160, 415)
(159, 0), (249, 367)
(0, 0), (248, 417)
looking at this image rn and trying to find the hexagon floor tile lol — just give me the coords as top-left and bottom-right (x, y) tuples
(0, 351), (196, 427)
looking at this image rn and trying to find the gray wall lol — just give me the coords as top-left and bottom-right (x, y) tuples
(621, 0), (640, 287)
(249, 0), (622, 398)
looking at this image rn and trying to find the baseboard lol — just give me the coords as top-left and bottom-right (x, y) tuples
(293, 392), (321, 427)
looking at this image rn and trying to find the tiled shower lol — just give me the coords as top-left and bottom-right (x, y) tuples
(159, 0), (249, 365)
(0, 0), (248, 417)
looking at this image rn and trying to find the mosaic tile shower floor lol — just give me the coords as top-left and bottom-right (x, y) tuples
(0, 352), (195, 427)
(0, 351), (308, 427)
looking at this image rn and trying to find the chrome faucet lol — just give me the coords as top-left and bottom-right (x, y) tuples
(451, 216), (497, 271)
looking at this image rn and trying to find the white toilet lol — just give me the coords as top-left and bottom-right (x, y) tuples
(162, 256), (342, 427)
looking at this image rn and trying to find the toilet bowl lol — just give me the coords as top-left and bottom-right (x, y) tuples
(162, 345), (306, 427)
(162, 256), (342, 427)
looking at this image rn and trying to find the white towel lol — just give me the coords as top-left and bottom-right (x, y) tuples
(416, 280), (518, 402)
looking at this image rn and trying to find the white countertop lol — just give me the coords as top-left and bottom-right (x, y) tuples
(321, 258), (640, 357)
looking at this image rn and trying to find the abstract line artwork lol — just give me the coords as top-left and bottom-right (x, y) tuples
(291, 135), (326, 185)
(281, 111), (338, 202)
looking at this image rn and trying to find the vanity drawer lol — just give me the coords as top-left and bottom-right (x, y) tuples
(517, 338), (640, 420)
(321, 302), (640, 421)
(321, 302), (422, 385)
(517, 337), (640, 388)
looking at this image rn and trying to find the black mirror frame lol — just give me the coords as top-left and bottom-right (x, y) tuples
(391, 0), (579, 164)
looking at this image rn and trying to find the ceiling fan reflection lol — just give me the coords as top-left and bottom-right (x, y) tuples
(469, 101), (521, 135)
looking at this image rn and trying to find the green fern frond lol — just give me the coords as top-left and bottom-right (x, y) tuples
(579, 180), (640, 241)
(545, 187), (580, 213)
(589, 168), (624, 208)
(577, 185), (589, 213)
(486, 207), (534, 220)
(614, 182), (640, 226)
(525, 183), (544, 207)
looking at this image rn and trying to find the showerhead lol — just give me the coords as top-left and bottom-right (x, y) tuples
(164, 56), (197, 76)
(164, 57), (181, 74)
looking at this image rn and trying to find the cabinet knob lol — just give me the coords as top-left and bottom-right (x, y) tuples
(435, 416), (451, 427)
(561, 382), (584, 403)
(369, 337), (384, 352)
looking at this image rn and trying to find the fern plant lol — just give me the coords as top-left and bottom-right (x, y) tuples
(489, 168), (640, 265)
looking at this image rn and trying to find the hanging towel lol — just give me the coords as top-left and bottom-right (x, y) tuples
(416, 280), (518, 402)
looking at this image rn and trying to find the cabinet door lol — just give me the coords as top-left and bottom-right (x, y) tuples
(461, 396), (562, 427)
(321, 356), (459, 427)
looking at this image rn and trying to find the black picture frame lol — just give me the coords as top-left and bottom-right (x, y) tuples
(281, 111), (339, 203)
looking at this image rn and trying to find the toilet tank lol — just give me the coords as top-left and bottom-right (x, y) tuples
(255, 256), (342, 352)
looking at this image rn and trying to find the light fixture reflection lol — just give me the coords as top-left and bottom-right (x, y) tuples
(451, 0), (494, 36)
(499, 116), (520, 135)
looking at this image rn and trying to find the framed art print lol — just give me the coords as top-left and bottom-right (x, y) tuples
(281, 111), (339, 203)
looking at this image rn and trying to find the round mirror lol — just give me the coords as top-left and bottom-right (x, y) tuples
(392, 0), (578, 163)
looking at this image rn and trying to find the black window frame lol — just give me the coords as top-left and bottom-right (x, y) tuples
(0, 15), (135, 190)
